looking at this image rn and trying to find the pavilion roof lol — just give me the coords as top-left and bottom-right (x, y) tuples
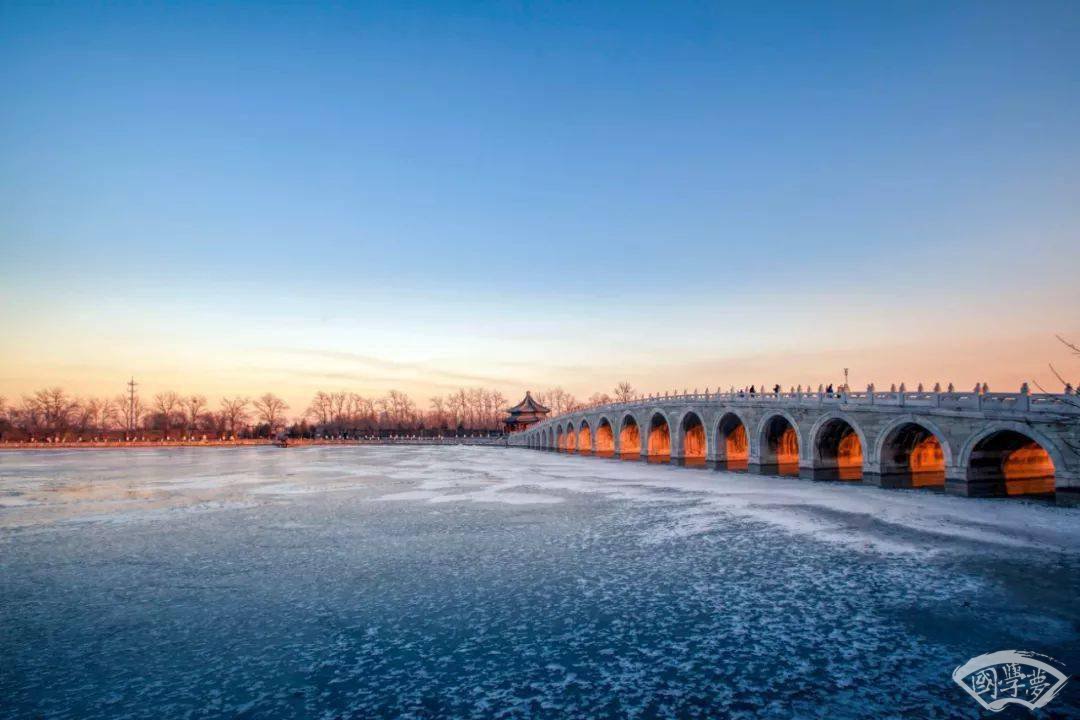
(506, 391), (550, 414)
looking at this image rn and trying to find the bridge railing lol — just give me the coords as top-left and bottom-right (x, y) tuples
(528, 389), (1079, 428)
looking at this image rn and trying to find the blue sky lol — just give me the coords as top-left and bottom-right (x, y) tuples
(1, 1), (1078, 406)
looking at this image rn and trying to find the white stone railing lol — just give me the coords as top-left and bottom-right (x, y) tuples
(530, 389), (1080, 427)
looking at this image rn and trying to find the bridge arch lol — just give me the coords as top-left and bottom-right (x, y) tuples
(646, 409), (673, 458)
(578, 419), (593, 454)
(809, 412), (867, 481)
(873, 415), (952, 487)
(555, 426), (565, 451)
(715, 410), (751, 469)
(958, 421), (1062, 497)
(619, 413), (641, 456)
(595, 416), (615, 454)
(756, 410), (801, 473)
(565, 421), (578, 452)
(678, 410), (707, 464)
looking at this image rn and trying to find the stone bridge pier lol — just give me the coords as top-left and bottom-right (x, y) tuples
(512, 389), (1080, 506)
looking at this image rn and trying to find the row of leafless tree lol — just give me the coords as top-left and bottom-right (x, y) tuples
(0, 381), (646, 440)
(532, 382), (636, 416)
(0, 387), (291, 440)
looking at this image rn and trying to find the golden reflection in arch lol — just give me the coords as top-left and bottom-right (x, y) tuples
(682, 417), (706, 459)
(726, 423), (749, 461)
(837, 431), (863, 469)
(777, 426), (799, 465)
(565, 428), (577, 452)
(648, 418), (671, 457)
(620, 421), (641, 456)
(578, 426), (592, 453)
(1003, 441), (1055, 495)
(595, 423), (615, 454)
(910, 435), (945, 473)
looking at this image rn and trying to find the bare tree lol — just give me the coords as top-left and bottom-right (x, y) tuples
(588, 391), (612, 406)
(152, 391), (182, 439)
(306, 391), (333, 426)
(489, 390), (506, 429)
(352, 394), (377, 432)
(428, 396), (447, 429)
(1035, 335), (1080, 413)
(253, 393), (289, 436)
(114, 392), (144, 438)
(537, 387), (579, 416)
(182, 395), (208, 436)
(377, 390), (418, 430)
(88, 397), (118, 434)
(613, 381), (636, 403)
(219, 396), (250, 438)
(25, 387), (79, 436)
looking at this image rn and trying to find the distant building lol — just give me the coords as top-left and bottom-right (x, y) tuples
(504, 391), (550, 433)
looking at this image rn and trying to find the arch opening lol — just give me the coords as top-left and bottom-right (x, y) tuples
(970, 430), (1055, 497)
(815, 418), (863, 481)
(619, 417), (641, 460)
(761, 415), (799, 476)
(879, 422), (946, 488)
(647, 413), (671, 463)
(679, 412), (706, 467)
(578, 422), (592, 455)
(595, 419), (615, 456)
(717, 413), (749, 471)
(565, 424), (578, 452)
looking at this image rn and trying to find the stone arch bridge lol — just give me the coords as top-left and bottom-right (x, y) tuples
(508, 389), (1080, 506)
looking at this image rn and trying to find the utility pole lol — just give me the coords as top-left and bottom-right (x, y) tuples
(127, 377), (137, 439)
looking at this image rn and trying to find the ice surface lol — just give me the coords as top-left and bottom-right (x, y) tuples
(1, 446), (1078, 718)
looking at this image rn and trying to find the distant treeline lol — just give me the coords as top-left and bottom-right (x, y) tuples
(0, 383), (639, 442)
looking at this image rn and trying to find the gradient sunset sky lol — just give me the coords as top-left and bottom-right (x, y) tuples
(2, 1), (1078, 411)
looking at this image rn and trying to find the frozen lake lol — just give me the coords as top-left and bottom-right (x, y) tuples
(1, 446), (1078, 718)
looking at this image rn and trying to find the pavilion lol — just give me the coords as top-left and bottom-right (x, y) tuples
(503, 391), (550, 433)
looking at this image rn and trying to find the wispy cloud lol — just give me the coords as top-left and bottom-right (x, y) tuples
(262, 347), (519, 387)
